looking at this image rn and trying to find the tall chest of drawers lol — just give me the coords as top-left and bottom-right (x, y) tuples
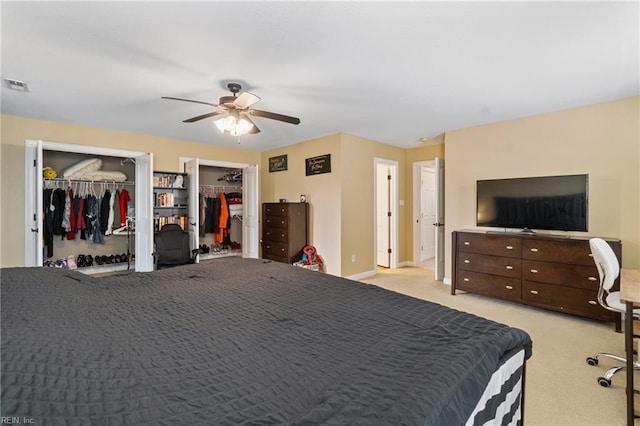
(262, 203), (309, 264)
(452, 230), (622, 329)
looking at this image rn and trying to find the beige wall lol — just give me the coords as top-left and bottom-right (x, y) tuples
(261, 134), (343, 275)
(0, 114), (260, 267)
(444, 96), (640, 279)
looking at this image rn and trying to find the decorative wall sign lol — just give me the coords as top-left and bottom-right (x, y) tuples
(305, 154), (331, 176)
(269, 154), (288, 172)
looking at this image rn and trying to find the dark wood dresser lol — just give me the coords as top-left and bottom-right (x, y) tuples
(262, 202), (309, 264)
(452, 230), (622, 330)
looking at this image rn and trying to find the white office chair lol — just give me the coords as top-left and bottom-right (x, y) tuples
(586, 237), (640, 387)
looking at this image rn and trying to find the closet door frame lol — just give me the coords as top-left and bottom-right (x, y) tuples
(24, 139), (154, 272)
(180, 157), (259, 259)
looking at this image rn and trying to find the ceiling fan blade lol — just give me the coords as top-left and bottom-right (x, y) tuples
(162, 96), (218, 107)
(249, 109), (301, 125)
(234, 92), (261, 109)
(183, 111), (226, 123)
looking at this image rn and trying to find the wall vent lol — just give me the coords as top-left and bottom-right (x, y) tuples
(3, 78), (29, 92)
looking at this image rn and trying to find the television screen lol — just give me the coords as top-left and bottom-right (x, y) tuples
(476, 174), (588, 232)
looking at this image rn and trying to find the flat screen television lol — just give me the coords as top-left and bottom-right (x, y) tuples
(476, 174), (588, 233)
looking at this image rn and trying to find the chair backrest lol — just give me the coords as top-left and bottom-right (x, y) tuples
(589, 237), (620, 293)
(154, 224), (192, 267)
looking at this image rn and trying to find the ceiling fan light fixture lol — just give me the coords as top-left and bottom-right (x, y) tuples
(213, 112), (254, 136)
(231, 116), (254, 136)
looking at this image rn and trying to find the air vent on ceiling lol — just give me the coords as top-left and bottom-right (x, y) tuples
(3, 78), (29, 92)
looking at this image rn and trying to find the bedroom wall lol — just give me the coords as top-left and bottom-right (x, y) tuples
(261, 133), (410, 278)
(443, 96), (640, 280)
(0, 114), (261, 268)
(260, 134), (343, 276)
(340, 134), (407, 278)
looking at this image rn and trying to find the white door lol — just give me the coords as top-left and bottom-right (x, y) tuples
(184, 158), (200, 261)
(24, 139), (43, 267)
(420, 167), (436, 261)
(134, 151), (154, 272)
(434, 157), (445, 281)
(376, 163), (390, 268)
(242, 164), (259, 258)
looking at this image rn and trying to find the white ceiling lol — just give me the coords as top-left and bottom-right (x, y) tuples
(1, 1), (638, 152)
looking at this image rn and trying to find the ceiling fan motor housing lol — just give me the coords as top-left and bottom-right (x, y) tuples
(219, 95), (237, 107)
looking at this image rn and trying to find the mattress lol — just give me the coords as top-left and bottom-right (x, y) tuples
(1, 257), (532, 425)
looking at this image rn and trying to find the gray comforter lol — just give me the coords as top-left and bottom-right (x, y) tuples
(1, 257), (532, 425)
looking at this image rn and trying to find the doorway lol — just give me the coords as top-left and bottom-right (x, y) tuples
(374, 158), (398, 270)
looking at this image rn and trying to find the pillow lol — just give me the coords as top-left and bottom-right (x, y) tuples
(83, 170), (127, 182)
(61, 158), (103, 179)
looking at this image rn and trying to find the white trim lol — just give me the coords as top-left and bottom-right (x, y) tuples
(346, 269), (378, 281)
(443, 277), (452, 285)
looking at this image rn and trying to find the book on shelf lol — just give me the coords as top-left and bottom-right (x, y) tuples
(154, 214), (187, 232)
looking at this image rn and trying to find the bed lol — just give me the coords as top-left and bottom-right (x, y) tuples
(1, 257), (532, 425)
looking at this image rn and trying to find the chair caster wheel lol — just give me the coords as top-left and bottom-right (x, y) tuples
(598, 377), (611, 387)
(586, 357), (599, 366)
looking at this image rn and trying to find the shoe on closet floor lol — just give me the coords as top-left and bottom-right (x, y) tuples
(67, 255), (77, 270)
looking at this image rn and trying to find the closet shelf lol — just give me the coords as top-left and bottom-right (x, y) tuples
(44, 177), (135, 185)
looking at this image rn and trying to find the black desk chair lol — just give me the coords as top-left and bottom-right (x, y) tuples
(586, 237), (640, 387)
(153, 224), (199, 269)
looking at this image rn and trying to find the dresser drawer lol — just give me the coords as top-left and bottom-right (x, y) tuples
(458, 252), (521, 278)
(522, 281), (612, 321)
(263, 227), (289, 243)
(262, 241), (289, 257)
(522, 260), (600, 290)
(456, 270), (521, 300)
(456, 233), (521, 258)
(263, 204), (290, 217)
(522, 238), (593, 266)
(264, 215), (289, 229)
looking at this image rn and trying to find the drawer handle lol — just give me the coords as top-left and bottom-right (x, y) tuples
(464, 260), (470, 264)
(281, 208), (286, 212)
(530, 269), (538, 273)
(266, 245), (271, 249)
(506, 245), (514, 250)
(530, 290), (539, 295)
(588, 276), (598, 281)
(281, 233), (285, 237)
(530, 248), (539, 253)
(464, 241), (471, 246)
(506, 265), (513, 270)
(505, 285), (513, 290)
(588, 300), (598, 305)
(281, 220), (286, 225)
(589, 253), (593, 257)
(463, 278), (470, 282)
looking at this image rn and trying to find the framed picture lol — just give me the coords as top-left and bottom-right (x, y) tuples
(305, 154), (331, 176)
(269, 154), (288, 172)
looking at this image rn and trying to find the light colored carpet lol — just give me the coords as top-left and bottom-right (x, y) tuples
(361, 266), (633, 426)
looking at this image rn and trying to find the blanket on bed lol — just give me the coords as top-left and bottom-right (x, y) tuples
(1, 258), (532, 425)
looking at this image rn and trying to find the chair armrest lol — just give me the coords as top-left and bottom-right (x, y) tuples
(191, 249), (199, 263)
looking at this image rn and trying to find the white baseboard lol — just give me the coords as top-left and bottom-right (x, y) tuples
(443, 277), (451, 285)
(346, 270), (378, 281)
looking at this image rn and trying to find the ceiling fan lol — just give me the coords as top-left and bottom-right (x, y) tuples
(162, 83), (301, 136)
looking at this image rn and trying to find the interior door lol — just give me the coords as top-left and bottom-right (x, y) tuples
(421, 167), (436, 261)
(434, 157), (445, 281)
(24, 139), (43, 267)
(242, 164), (259, 258)
(184, 158), (200, 261)
(133, 152), (154, 272)
(376, 163), (390, 268)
